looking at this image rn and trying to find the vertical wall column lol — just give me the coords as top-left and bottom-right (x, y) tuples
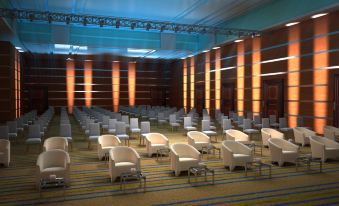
(252, 38), (261, 115)
(190, 57), (195, 110)
(205, 52), (210, 113)
(313, 16), (329, 134)
(14, 51), (21, 118)
(288, 25), (300, 127)
(112, 61), (120, 112)
(128, 62), (136, 107)
(215, 49), (221, 111)
(84, 60), (93, 108)
(237, 42), (245, 116)
(66, 59), (75, 113)
(183, 59), (188, 112)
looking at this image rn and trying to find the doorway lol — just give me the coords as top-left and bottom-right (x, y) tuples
(262, 79), (284, 118)
(222, 83), (235, 116)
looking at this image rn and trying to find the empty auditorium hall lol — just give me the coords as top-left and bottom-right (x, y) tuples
(1, 0), (339, 205)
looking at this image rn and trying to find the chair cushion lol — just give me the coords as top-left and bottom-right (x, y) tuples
(108, 129), (116, 134)
(233, 154), (252, 162)
(42, 167), (66, 173)
(115, 162), (136, 167)
(26, 138), (41, 144)
(171, 123), (180, 127)
(244, 129), (259, 133)
(280, 128), (292, 132)
(185, 126), (197, 131)
(179, 157), (198, 162)
(89, 136), (99, 141)
(117, 134), (129, 139)
(203, 131), (217, 136)
(131, 128), (141, 133)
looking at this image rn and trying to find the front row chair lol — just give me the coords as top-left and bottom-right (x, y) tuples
(268, 138), (299, 166)
(261, 128), (284, 147)
(36, 149), (70, 189)
(170, 143), (201, 176)
(293, 127), (316, 147)
(187, 131), (211, 151)
(225, 129), (250, 144)
(309, 136), (339, 163)
(0, 139), (10, 167)
(109, 146), (141, 182)
(43, 137), (68, 152)
(98, 135), (121, 160)
(221, 140), (253, 171)
(145, 133), (169, 157)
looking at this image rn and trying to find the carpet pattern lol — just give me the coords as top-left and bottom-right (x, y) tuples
(0, 115), (339, 206)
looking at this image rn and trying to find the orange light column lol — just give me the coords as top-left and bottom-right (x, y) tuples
(66, 59), (75, 113)
(252, 38), (261, 115)
(190, 57), (195, 110)
(288, 24), (300, 128)
(205, 52), (210, 113)
(215, 49), (221, 110)
(183, 60), (188, 111)
(313, 16), (329, 134)
(237, 42), (245, 116)
(128, 62), (136, 107)
(84, 60), (93, 108)
(112, 61), (120, 112)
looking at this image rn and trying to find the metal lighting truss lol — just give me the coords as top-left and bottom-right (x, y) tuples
(0, 8), (260, 37)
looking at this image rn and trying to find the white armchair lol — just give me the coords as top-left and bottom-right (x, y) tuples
(98, 135), (121, 160)
(43, 137), (68, 152)
(309, 136), (339, 162)
(187, 131), (211, 151)
(221, 140), (253, 171)
(261, 128), (284, 147)
(0, 139), (10, 167)
(145, 133), (169, 157)
(225, 129), (250, 144)
(170, 143), (201, 176)
(109, 146), (141, 182)
(36, 149), (70, 189)
(324, 125), (339, 141)
(293, 127), (316, 147)
(268, 138), (299, 166)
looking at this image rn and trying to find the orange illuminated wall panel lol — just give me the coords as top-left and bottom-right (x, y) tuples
(112, 61), (120, 112)
(84, 60), (93, 107)
(215, 49), (221, 110)
(313, 16), (328, 134)
(288, 25), (300, 128)
(252, 37), (261, 115)
(237, 42), (245, 116)
(190, 57), (195, 110)
(205, 52), (210, 113)
(128, 62), (136, 106)
(66, 59), (75, 113)
(183, 60), (188, 111)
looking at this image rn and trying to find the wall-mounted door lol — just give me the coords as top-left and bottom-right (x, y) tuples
(195, 84), (205, 115)
(262, 79), (284, 118)
(334, 75), (339, 127)
(28, 87), (48, 115)
(222, 83), (235, 115)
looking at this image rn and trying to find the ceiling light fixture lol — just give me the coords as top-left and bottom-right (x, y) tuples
(202, 50), (209, 53)
(212, 46), (220, 50)
(234, 39), (243, 43)
(187, 55), (194, 58)
(311, 13), (328, 19)
(285, 22), (299, 27)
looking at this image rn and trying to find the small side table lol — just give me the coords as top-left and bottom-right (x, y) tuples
(188, 165), (215, 185)
(120, 171), (146, 193)
(156, 148), (171, 161)
(201, 145), (221, 159)
(245, 158), (272, 178)
(296, 154), (322, 173)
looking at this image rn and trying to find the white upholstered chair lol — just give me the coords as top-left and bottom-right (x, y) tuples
(261, 128), (284, 147)
(221, 140), (253, 171)
(6, 121), (17, 140)
(222, 119), (233, 140)
(170, 143), (201, 176)
(43, 137), (68, 152)
(293, 127), (316, 147)
(108, 119), (117, 134)
(201, 120), (217, 142)
(184, 117), (197, 132)
(115, 122), (130, 146)
(309, 136), (339, 162)
(109, 146), (141, 182)
(88, 123), (100, 149)
(0, 139), (10, 167)
(187, 131), (211, 151)
(225, 129), (250, 144)
(169, 114), (180, 131)
(25, 124), (42, 152)
(268, 138), (299, 166)
(36, 149), (70, 189)
(0, 126), (9, 140)
(145, 133), (169, 157)
(140, 121), (150, 145)
(324, 125), (339, 141)
(98, 135), (121, 160)
(59, 124), (73, 150)
(129, 118), (141, 137)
